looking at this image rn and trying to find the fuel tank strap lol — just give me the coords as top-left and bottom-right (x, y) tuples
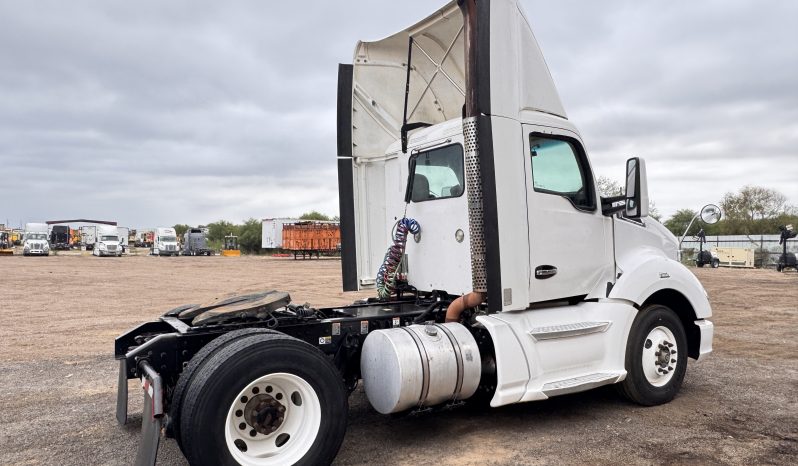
(436, 323), (465, 401)
(401, 327), (431, 407)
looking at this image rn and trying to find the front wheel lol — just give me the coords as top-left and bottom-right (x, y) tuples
(179, 333), (348, 466)
(711, 259), (719, 268)
(618, 304), (688, 406)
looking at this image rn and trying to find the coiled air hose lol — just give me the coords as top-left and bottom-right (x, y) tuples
(376, 218), (420, 299)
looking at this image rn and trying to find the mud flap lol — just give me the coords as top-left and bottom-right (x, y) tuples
(117, 359), (129, 424)
(135, 361), (164, 466)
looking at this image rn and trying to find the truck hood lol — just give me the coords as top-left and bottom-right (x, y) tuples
(645, 218), (679, 261)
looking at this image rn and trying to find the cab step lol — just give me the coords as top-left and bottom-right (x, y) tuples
(542, 372), (624, 397)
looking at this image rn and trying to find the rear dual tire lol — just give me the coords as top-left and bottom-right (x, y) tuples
(178, 332), (348, 466)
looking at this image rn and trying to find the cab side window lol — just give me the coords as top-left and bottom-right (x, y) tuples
(410, 144), (465, 202)
(529, 135), (595, 210)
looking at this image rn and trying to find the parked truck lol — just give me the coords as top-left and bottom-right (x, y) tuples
(23, 223), (49, 256)
(182, 228), (213, 256)
(153, 227), (179, 256)
(49, 225), (71, 250)
(135, 229), (155, 248)
(116, 2), (714, 465)
(93, 225), (123, 257)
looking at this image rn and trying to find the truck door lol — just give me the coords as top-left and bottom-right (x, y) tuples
(403, 140), (472, 296)
(522, 125), (613, 303)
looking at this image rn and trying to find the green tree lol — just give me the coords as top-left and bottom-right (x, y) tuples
(207, 220), (238, 243)
(299, 211), (331, 221)
(238, 218), (262, 254)
(173, 224), (190, 239)
(664, 208), (698, 237)
(719, 186), (791, 234)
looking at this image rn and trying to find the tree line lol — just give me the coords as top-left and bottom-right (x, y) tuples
(663, 185), (797, 237)
(172, 211), (338, 254)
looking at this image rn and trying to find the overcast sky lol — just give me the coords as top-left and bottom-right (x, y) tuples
(1, 0), (796, 228)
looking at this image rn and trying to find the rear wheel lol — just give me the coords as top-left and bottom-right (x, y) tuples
(169, 328), (279, 449)
(618, 304), (688, 406)
(179, 333), (348, 466)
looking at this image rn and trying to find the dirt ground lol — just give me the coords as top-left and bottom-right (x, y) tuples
(0, 255), (796, 465)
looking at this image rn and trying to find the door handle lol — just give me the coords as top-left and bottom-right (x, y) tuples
(535, 265), (558, 279)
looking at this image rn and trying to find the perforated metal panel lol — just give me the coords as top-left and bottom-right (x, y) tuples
(463, 117), (487, 292)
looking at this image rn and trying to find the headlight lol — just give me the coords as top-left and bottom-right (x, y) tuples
(44, 245), (50, 250)
(24, 244), (30, 250)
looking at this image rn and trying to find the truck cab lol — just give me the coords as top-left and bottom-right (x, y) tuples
(183, 228), (212, 256)
(338, 0), (713, 407)
(153, 227), (179, 256)
(23, 223), (50, 256)
(93, 225), (123, 257)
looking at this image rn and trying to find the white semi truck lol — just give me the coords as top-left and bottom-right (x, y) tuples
(153, 227), (179, 256)
(93, 225), (123, 257)
(116, 2), (714, 465)
(22, 223), (49, 256)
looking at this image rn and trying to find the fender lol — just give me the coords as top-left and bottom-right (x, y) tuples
(609, 253), (712, 319)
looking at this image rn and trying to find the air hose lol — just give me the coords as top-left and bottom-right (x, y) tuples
(376, 218), (420, 299)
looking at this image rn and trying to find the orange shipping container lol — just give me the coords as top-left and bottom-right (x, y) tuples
(282, 223), (341, 252)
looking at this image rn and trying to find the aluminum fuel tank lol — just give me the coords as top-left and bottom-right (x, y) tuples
(360, 323), (481, 414)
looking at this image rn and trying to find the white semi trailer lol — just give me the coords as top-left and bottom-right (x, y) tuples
(80, 225), (97, 250)
(116, 2), (714, 465)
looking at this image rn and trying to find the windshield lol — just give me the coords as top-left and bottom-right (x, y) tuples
(160, 236), (177, 242)
(410, 144), (465, 202)
(101, 235), (118, 242)
(27, 233), (47, 240)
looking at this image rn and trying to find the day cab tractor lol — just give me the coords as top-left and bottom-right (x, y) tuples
(116, 1), (714, 465)
(776, 224), (797, 272)
(221, 234), (241, 257)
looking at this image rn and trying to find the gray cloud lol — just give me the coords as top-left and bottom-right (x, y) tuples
(0, 0), (796, 228)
